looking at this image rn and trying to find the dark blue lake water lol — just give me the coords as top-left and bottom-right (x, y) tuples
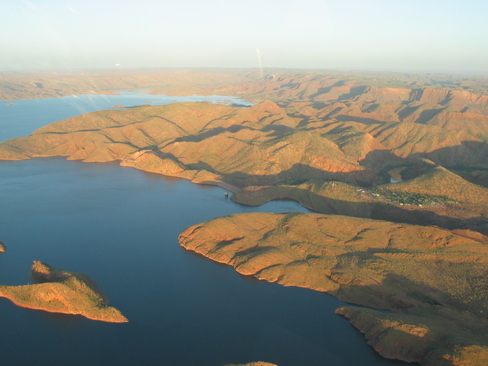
(0, 93), (408, 366)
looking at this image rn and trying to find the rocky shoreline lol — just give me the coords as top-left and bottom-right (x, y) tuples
(179, 212), (488, 365)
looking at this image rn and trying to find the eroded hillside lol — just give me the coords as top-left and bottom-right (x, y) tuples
(2, 69), (488, 365)
(179, 212), (488, 365)
(2, 86), (488, 232)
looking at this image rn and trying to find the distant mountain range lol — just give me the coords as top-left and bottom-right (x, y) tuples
(2, 69), (488, 365)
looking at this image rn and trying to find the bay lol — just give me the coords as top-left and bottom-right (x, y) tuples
(0, 93), (409, 366)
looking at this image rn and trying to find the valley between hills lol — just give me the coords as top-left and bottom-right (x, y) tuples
(1, 69), (488, 365)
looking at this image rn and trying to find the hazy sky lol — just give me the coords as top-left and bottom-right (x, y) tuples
(1, 0), (487, 72)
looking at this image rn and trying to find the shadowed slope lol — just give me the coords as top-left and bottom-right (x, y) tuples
(1, 99), (487, 189)
(231, 162), (488, 234)
(385, 164), (488, 206)
(0, 102), (378, 186)
(179, 212), (488, 365)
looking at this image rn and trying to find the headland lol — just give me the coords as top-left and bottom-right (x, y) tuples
(179, 212), (488, 365)
(2, 68), (488, 364)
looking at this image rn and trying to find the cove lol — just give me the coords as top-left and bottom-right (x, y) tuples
(0, 94), (410, 366)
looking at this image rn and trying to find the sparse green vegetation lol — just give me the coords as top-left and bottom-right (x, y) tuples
(180, 212), (488, 365)
(3, 69), (488, 365)
(370, 188), (456, 206)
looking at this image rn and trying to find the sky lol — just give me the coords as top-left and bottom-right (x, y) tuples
(0, 0), (487, 73)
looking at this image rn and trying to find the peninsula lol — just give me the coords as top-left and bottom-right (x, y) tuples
(179, 212), (488, 365)
(1, 83), (488, 231)
(2, 69), (488, 364)
(0, 261), (128, 323)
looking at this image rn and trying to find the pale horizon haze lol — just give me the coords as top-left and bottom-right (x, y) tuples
(1, 0), (487, 73)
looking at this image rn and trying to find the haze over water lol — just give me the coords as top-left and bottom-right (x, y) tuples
(0, 94), (409, 366)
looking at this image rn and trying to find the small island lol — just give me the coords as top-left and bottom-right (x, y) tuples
(2, 69), (488, 363)
(0, 241), (6, 253)
(0, 261), (128, 323)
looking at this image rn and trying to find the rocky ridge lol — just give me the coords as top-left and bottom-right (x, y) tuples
(1, 95), (487, 191)
(179, 212), (488, 365)
(5, 95), (480, 233)
(3, 70), (488, 364)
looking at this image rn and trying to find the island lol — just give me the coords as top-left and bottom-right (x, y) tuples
(0, 241), (5, 252)
(1, 69), (488, 364)
(0, 261), (128, 323)
(179, 212), (488, 365)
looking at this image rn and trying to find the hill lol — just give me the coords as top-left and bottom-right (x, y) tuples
(3, 69), (488, 364)
(1, 98), (487, 188)
(179, 212), (488, 365)
(232, 163), (488, 233)
(0, 261), (128, 323)
(2, 90), (488, 234)
(0, 68), (252, 100)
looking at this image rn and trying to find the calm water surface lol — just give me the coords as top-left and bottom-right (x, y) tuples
(0, 94), (409, 366)
(0, 92), (252, 141)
